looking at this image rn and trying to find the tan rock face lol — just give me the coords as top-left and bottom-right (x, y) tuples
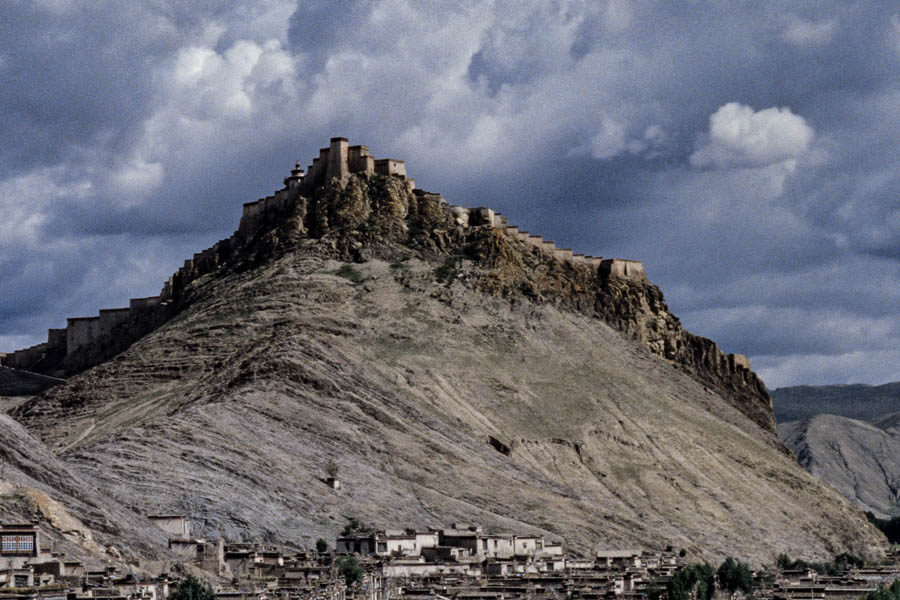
(9, 172), (887, 564)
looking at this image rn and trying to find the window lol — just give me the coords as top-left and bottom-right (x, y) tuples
(1, 536), (16, 552)
(18, 536), (33, 552)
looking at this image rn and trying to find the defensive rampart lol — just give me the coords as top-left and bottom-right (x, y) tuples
(3, 137), (747, 380)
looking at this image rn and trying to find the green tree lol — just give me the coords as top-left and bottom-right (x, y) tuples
(316, 538), (329, 553)
(669, 564), (716, 600)
(341, 517), (370, 536)
(338, 556), (364, 587)
(865, 580), (900, 600)
(717, 557), (753, 594)
(169, 576), (215, 600)
(866, 512), (900, 544)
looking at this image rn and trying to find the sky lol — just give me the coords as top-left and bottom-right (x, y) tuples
(1, 0), (898, 390)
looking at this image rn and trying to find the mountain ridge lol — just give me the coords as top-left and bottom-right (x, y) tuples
(773, 382), (900, 423)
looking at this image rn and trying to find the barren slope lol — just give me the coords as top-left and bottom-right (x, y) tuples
(780, 414), (900, 518)
(15, 249), (885, 564)
(0, 412), (168, 565)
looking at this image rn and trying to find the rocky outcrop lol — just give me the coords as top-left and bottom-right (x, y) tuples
(226, 173), (774, 431)
(8, 164), (771, 431)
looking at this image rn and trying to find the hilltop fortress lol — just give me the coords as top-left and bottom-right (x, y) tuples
(2, 137), (753, 401)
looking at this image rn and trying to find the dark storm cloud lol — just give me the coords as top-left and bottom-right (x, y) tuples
(1, 0), (898, 388)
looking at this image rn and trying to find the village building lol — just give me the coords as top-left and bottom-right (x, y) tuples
(0, 523), (40, 571)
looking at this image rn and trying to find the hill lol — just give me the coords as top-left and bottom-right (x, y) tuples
(0, 412), (168, 565)
(779, 414), (900, 518)
(7, 138), (887, 564)
(772, 383), (900, 423)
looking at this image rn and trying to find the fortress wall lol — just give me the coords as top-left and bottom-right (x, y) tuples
(492, 214), (507, 228)
(197, 247), (218, 272)
(242, 199), (264, 219)
(730, 354), (751, 371)
(47, 328), (67, 349)
(374, 159), (406, 177)
(67, 317), (100, 353)
(317, 147), (330, 181)
(541, 240), (556, 252)
(526, 234), (543, 248)
(469, 207), (495, 227)
(555, 248), (573, 261)
(7, 342), (49, 370)
(326, 137), (349, 181)
(451, 206), (470, 226)
(599, 259), (645, 280)
(621, 260), (645, 279)
(303, 158), (320, 193)
(130, 296), (161, 312)
(505, 226), (519, 236)
(348, 145), (372, 173)
(98, 308), (131, 336)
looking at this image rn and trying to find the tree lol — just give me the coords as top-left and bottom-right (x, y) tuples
(669, 564), (716, 600)
(341, 517), (368, 536)
(316, 538), (329, 553)
(717, 557), (753, 594)
(865, 580), (900, 600)
(338, 556), (364, 587)
(866, 512), (900, 544)
(326, 459), (339, 479)
(169, 576), (215, 600)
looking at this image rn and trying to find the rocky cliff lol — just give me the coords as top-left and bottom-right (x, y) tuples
(10, 165), (886, 564)
(140, 172), (773, 431)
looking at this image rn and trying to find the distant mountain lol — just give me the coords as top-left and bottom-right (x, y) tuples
(772, 382), (900, 423)
(779, 414), (900, 518)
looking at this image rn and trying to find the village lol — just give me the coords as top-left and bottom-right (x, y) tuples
(0, 519), (897, 600)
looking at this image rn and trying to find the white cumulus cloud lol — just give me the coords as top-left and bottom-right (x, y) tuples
(690, 102), (814, 170)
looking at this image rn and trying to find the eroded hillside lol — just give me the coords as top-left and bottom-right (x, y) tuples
(9, 150), (889, 564)
(14, 252), (884, 563)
